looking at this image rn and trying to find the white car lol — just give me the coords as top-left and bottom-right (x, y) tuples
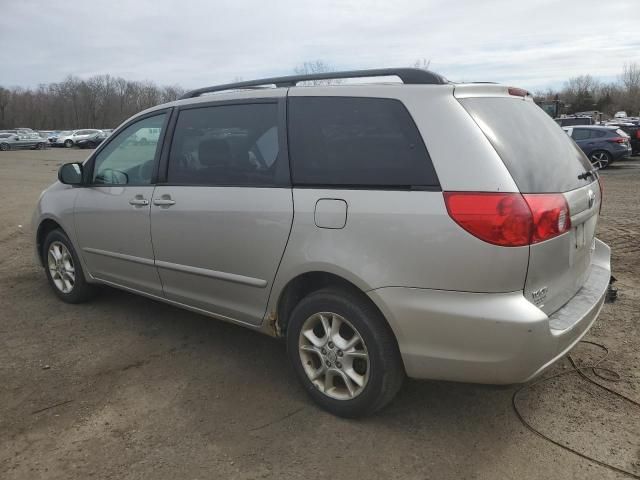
(55, 129), (103, 148)
(614, 111), (628, 119)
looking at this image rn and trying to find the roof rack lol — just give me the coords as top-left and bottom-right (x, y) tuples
(180, 68), (448, 99)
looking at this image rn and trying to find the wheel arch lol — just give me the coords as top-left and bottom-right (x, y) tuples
(273, 270), (394, 342)
(36, 218), (66, 266)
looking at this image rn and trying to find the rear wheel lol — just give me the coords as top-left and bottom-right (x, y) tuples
(589, 150), (612, 169)
(0, 142), (9, 151)
(286, 287), (404, 417)
(43, 229), (96, 303)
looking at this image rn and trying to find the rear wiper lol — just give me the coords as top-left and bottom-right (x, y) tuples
(578, 170), (596, 181)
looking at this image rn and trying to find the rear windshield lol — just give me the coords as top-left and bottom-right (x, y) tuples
(460, 97), (593, 193)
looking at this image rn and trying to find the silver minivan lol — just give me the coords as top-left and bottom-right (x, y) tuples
(33, 68), (611, 417)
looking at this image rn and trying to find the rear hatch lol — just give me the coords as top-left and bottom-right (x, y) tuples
(456, 87), (601, 315)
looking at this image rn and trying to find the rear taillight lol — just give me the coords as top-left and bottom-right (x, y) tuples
(608, 137), (628, 144)
(636, 130), (640, 139)
(522, 194), (571, 243)
(443, 192), (571, 247)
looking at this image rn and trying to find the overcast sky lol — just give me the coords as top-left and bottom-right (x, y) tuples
(1, 0), (638, 91)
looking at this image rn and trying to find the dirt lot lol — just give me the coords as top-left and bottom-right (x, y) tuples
(1, 148), (638, 480)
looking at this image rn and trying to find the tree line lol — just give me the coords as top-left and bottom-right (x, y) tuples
(1, 61), (638, 131)
(533, 63), (640, 117)
(0, 76), (185, 130)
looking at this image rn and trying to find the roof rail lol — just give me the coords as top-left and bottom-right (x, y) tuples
(180, 68), (448, 99)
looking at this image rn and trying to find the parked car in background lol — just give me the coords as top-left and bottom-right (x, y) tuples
(563, 125), (632, 168)
(614, 111), (627, 119)
(76, 131), (109, 149)
(54, 129), (102, 148)
(15, 128), (38, 136)
(127, 127), (161, 145)
(49, 131), (69, 145)
(34, 68), (611, 417)
(0, 132), (47, 151)
(555, 116), (593, 127)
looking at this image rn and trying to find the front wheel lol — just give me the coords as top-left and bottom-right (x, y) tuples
(286, 287), (404, 418)
(64, 139), (73, 148)
(0, 142), (10, 151)
(589, 150), (612, 169)
(43, 229), (97, 303)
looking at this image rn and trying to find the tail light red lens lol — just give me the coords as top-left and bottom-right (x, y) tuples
(443, 192), (571, 247)
(636, 130), (640, 139)
(608, 137), (627, 144)
(522, 194), (571, 243)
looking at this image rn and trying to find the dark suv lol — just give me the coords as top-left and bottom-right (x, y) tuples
(609, 123), (640, 155)
(563, 125), (632, 168)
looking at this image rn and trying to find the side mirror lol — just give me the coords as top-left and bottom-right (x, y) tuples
(58, 163), (83, 185)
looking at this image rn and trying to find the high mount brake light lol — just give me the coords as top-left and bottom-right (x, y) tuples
(443, 192), (571, 247)
(508, 87), (529, 97)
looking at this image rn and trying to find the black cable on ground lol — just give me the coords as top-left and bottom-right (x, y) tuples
(512, 340), (640, 479)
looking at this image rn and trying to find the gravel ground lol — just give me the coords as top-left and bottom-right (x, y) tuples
(1, 148), (638, 480)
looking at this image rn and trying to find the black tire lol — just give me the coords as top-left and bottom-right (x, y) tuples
(42, 229), (97, 303)
(589, 150), (612, 169)
(0, 142), (10, 151)
(64, 139), (73, 148)
(36, 142), (45, 150)
(286, 287), (405, 418)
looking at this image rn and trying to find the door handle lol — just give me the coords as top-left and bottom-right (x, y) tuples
(153, 198), (176, 206)
(129, 198), (149, 206)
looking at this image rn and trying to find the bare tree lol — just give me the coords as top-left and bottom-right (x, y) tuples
(293, 60), (343, 85)
(0, 75), (185, 130)
(619, 62), (640, 115)
(0, 87), (11, 129)
(413, 58), (431, 70)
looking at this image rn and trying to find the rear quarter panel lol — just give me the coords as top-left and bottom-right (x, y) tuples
(266, 189), (530, 318)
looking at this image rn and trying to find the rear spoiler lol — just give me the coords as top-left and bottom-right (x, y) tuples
(453, 83), (533, 100)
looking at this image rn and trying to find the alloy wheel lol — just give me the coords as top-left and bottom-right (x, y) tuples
(47, 241), (75, 294)
(298, 312), (370, 400)
(590, 152), (610, 170)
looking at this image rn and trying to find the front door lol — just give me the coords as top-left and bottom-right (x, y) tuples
(150, 101), (293, 325)
(75, 111), (169, 295)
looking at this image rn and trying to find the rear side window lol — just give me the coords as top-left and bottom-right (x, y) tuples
(167, 103), (286, 186)
(288, 97), (439, 188)
(460, 97), (593, 193)
(572, 129), (590, 140)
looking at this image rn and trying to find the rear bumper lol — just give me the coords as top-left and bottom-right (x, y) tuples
(368, 239), (611, 384)
(612, 148), (632, 161)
